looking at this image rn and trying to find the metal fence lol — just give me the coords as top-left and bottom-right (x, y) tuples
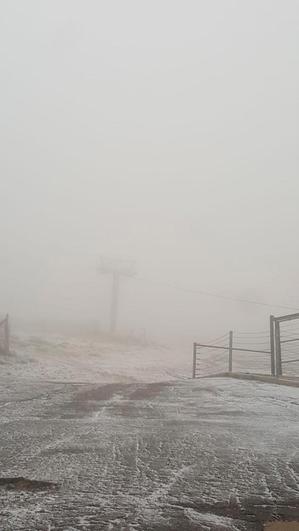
(193, 312), (299, 379)
(270, 312), (299, 377)
(192, 330), (271, 378)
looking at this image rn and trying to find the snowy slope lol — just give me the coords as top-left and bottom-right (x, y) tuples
(2, 334), (191, 383)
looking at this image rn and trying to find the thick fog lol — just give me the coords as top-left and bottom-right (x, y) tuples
(0, 1), (298, 342)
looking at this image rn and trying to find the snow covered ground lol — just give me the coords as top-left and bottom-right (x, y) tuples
(2, 334), (191, 383)
(0, 335), (299, 530)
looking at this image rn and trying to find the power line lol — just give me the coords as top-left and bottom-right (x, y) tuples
(234, 340), (270, 346)
(205, 332), (229, 345)
(137, 276), (298, 312)
(235, 329), (269, 336)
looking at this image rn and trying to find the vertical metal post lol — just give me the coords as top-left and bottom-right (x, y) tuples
(192, 343), (197, 379)
(269, 315), (275, 376)
(4, 314), (9, 355)
(110, 273), (119, 335)
(228, 330), (233, 373)
(274, 319), (282, 377)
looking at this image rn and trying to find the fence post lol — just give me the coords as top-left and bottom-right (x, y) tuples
(192, 343), (197, 379)
(269, 315), (275, 376)
(228, 330), (233, 373)
(274, 319), (282, 377)
(4, 314), (10, 355)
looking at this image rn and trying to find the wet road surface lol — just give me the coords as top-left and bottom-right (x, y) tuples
(0, 377), (299, 530)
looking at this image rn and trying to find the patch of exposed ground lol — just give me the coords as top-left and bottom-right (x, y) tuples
(264, 523), (299, 530)
(75, 383), (128, 401)
(129, 381), (171, 400)
(0, 477), (58, 492)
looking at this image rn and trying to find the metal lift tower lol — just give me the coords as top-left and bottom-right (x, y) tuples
(99, 257), (136, 335)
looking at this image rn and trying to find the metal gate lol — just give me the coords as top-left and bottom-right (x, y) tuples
(270, 312), (299, 377)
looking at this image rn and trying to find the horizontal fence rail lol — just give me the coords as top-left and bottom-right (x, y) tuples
(282, 358), (299, 365)
(192, 330), (271, 379)
(193, 312), (299, 379)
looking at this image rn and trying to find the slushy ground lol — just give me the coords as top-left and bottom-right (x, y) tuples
(0, 335), (298, 530)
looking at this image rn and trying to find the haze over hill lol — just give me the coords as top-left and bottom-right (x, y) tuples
(1, 1), (298, 343)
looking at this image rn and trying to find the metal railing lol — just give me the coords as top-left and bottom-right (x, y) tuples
(193, 312), (299, 379)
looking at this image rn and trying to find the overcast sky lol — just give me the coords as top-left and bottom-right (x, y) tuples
(0, 1), (298, 340)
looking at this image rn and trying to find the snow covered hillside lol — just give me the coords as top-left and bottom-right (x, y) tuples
(2, 334), (191, 383)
